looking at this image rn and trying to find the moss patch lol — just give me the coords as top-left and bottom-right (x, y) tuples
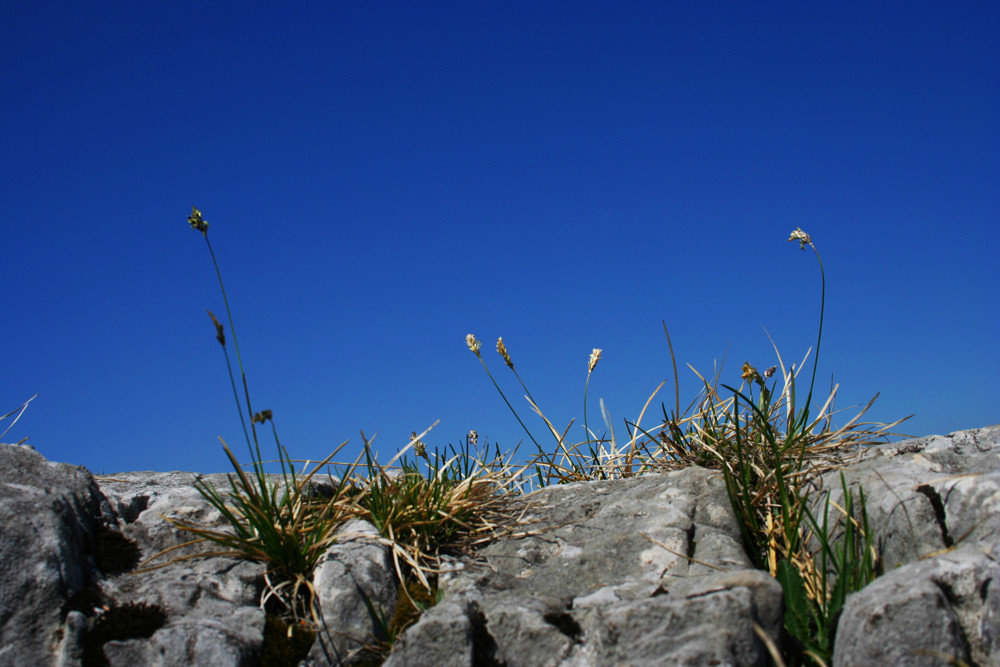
(389, 578), (437, 634)
(260, 615), (316, 667)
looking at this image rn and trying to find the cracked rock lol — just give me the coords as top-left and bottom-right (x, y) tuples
(822, 424), (1000, 666)
(385, 466), (783, 667)
(4, 424), (999, 666)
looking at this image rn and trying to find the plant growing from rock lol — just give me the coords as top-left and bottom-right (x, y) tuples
(175, 208), (907, 665)
(349, 431), (517, 587)
(174, 207), (531, 663)
(468, 228), (908, 666)
(156, 208), (360, 640)
(338, 428), (529, 662)
(467, 333), (663, 485)
(680, 229), (902, 665)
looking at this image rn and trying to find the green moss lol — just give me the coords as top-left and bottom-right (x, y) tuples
(389, 578), (436, 634)
(260, 615), (316, 667)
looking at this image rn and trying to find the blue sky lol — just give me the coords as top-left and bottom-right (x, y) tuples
(3, 1), (997, 474)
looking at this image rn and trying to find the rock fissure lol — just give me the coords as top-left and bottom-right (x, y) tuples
(685, 522), (697, 560)
(468, 605), (504, 667)
(932, 578), (983, 667)
(916, 482), (955, 548)
(542, 611), (582, 643)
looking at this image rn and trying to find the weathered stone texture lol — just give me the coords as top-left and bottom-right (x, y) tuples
(0, 445), (107, 667)
(2, 423), (998, 666)
(386, 467), (783, 667)
(826, 424), (1000, 667)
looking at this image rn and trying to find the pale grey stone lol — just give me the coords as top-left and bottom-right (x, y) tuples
(381, 600), (473, 667)
(305, 519), (399, 666)
(0, 444), (106, 667)
(5, 426), (1000, 667)
(54, 611), (87, 667)
(827, 424), (1000, 667)
(385, 467), (782, 667)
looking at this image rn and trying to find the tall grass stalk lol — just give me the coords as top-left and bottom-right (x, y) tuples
(162, 207), (359, 629)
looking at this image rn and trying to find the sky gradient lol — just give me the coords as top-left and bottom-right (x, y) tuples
(3, 1), (998, 474)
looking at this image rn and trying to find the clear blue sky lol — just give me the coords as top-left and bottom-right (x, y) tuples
(3, 2), (997, 474)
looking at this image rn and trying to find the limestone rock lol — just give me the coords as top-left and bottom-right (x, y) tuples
(822, 424), (1000, 569)
(0, 444), (107, 667)
(97, 471), (238, 559)
(825, 424), (1000, 667)
(305, 519), (399, 666)
(4, 425), (999, 666)
(833, 545), (1000, 667)
(385, 466), (784, 667)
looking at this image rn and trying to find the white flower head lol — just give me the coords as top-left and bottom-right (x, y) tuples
(465, 333), (482, 355)
(788, 227), (812, 250)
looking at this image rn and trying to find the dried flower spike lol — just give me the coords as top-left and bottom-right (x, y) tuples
(188, 206), (209, 234)
(788, 227), (812, 250)
(497, 338), (514, 369)
(410, 431), (427, 459)
(207, 310), (225, 346)
(466, 334), (482, 356)
(467, 430), (479, 446)
(588, 348), (602, 373)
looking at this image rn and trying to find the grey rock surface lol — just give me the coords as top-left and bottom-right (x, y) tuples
(304, 519), (399, 666)
(98, 471), (239, 559)
(833, 544), (1000, 667)
(822, 424), (1000, 569)
(825, 424), (1000, 667)
(0, 444), (108, 667)
(3, 424), (999, 667)
(385, 466), (784, 667)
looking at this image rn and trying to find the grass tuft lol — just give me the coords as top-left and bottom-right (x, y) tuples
(466, 227), (910, 666)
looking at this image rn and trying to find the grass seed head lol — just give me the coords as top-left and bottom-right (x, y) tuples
(588, 348), (602, 373)
(466, 334), (482, 356)
(497, 337), (514, 369)
(188, 206), (209, 234)
(741, 361), (762, 385)
(207, 310), (225, 346)
(410, 431), (427, 458)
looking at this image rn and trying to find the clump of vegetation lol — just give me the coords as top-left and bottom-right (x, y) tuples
(466, 228), (907, 666)
(348, 430), (523, 590)
(173, 208), (906, 666)
(161, 207), (529, 663)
